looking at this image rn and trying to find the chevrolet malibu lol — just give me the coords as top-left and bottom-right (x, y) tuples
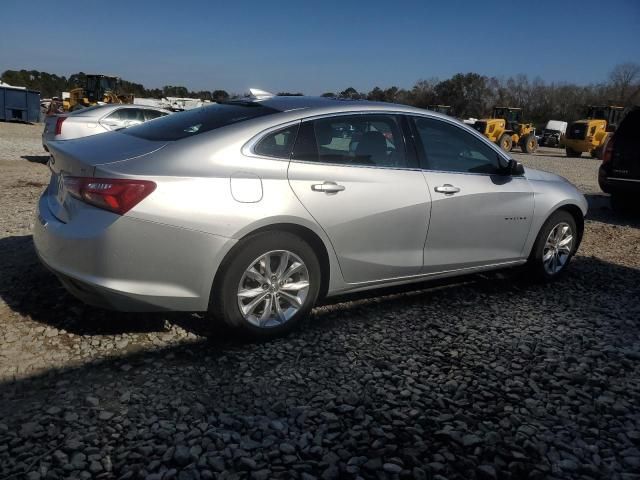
(34, 93), (587, 338)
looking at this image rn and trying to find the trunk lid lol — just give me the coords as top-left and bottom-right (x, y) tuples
(45, 132), (167, 222)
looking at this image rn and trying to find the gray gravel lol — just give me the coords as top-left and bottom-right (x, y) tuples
(1, 124), (639, 480)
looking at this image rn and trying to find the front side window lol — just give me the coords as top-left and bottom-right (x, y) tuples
(292, 114), (407, 168)
(412, 117), (503, 174)
(254, 124), (299, 158)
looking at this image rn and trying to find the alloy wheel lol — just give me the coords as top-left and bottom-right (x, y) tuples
(237, 250), (310, 328)
(542, 222), (574, 275)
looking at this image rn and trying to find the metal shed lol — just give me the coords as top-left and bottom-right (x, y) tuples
(0, 85), (41, 123)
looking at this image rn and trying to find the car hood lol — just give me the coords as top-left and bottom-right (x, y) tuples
(525, 167), (569, 183)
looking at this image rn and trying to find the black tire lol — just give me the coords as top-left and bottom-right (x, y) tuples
(565, 147), (582, 158)
(498, 134), (513, 152)
(590, 148), (601, 159)
(527, 210), (578, 281)
(210, 231), (321, 338)
(521, 133), (538, 153)
(610, 194), (633, 213)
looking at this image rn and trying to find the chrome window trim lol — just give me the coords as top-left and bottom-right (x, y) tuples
(288, 158), (422, 172)
(242, 109), (520, 177)
(606, 177), (640, 183)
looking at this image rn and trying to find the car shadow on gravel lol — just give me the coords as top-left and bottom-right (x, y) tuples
(585, 193), (640, 227)
(21, 155), (50, 164)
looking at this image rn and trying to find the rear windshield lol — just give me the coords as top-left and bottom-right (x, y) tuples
(122, 102), (280, 141)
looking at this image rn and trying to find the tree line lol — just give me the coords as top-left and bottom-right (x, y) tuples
(325, 63), (640, 125)
(2, 63), (638, 126)
(0, 70), (232, 103)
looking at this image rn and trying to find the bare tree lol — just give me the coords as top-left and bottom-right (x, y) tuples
(609, 62), (640, 103)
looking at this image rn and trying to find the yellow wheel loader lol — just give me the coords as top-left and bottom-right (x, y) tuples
(472, 107), (538, 153)
(47, 74), (134, 114)
(564, 105), (626, 158)
(427, 105), (451, 115)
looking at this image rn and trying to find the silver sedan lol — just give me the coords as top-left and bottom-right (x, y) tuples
(34, 93), (587, 338)
(42, 104), (171, 151)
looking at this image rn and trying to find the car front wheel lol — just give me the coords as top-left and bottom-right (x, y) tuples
(527, 210), (578, 280)
(211, 231), (321, 338)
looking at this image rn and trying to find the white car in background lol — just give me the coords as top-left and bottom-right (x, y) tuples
(43, 104), (171, 151)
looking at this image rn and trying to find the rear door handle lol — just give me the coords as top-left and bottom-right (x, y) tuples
(434, 184), (460, 194)
(311, 182), (345, 193)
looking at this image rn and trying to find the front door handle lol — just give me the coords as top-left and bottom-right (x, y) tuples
(434, 184), (460, 195)
(311, 182), (345, 193)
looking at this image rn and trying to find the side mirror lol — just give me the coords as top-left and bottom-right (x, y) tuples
(507, 158), (525, 176)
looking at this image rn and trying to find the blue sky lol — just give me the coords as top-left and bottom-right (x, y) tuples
(1, 0), (638, 94)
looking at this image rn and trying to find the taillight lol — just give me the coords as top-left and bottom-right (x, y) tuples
(602, 136), (615, 164)
(65, 177), (156, 215)
(55, 117), (67, 135)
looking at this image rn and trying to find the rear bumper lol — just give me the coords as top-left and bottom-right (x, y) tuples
(598, 166), (640, 195)
(33, 191), (236, 312)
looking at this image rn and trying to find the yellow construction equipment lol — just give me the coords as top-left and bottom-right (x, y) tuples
(47, 74), (133, 114)
(427, 105), (451, 115)
(564, 105), (626, 158)
(472, 107), (538, 153)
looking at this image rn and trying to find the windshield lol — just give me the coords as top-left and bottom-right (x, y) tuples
(122, 102), (280, 141)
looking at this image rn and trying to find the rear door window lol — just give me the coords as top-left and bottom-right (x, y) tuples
(123, 102), (280, 141)
(292, 114), (407, 168)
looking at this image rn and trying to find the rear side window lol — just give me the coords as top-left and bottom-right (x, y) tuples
(254, 124), (299, 158)
(412, 117), (502, 174)
(292, 114), (407, 168)
(123, 102), (280, 141)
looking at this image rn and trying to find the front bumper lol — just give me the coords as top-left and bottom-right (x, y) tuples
(33, 191), (235, 312)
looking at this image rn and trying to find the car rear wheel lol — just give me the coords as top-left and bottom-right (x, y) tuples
(211, 231), (321, 338)
(527, 210), (577, 281)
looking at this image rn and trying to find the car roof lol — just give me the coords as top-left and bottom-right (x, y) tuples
(233, 95), (434, 117)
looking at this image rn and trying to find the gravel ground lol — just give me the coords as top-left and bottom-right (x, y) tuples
(1, 122), (639, 480)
